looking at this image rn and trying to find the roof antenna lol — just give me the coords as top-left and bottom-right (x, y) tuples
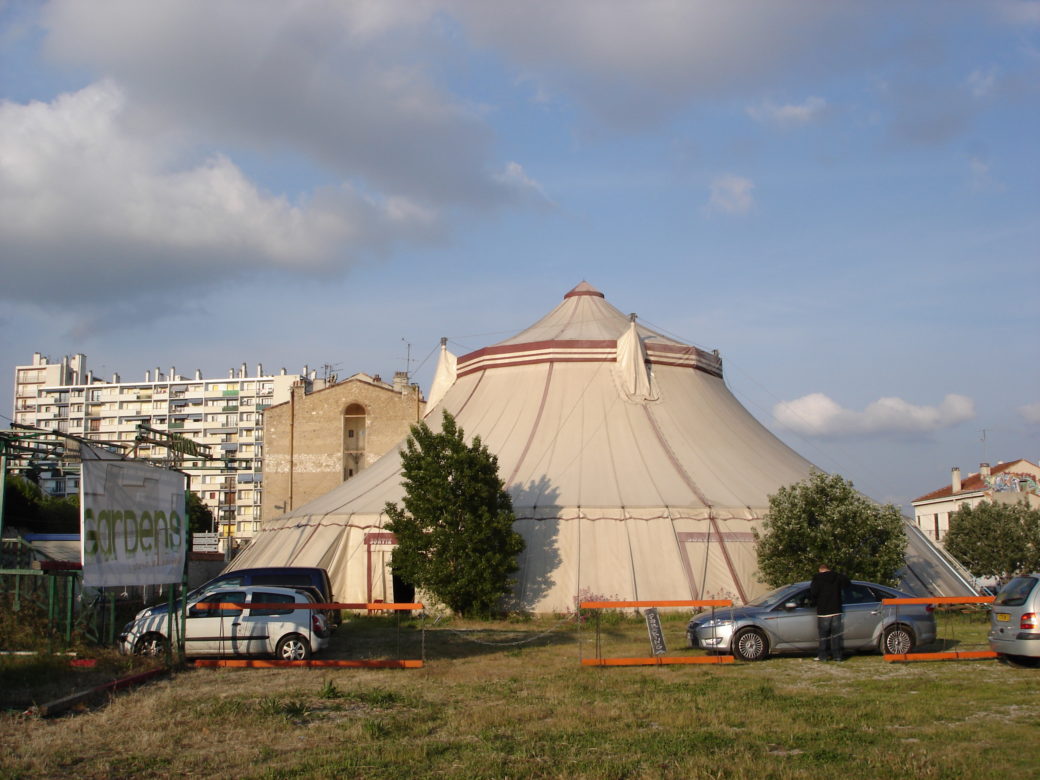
(401, 338), (413, 381)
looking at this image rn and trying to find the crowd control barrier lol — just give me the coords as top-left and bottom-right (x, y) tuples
(881, 595), (996, 662)
(579, 599), (735, 667)
(192, 600), (425, 669)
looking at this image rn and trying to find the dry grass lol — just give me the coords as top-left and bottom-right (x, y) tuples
(1, 611), (1038, 779)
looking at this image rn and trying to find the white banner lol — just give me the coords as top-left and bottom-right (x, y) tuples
(80, 459), (187, 586)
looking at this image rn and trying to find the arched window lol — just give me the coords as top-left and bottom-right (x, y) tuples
(343, 403), (366, 480)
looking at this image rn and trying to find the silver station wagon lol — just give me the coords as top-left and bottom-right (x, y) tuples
(687, 580), (937, 661)
(119, 585), (329, 660)
(989, 574), (1040, 666)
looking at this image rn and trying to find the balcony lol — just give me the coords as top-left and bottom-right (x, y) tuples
(221, 405), (239, 412)
(222, 389), (240, 397)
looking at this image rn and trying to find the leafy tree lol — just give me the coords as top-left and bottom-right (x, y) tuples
(187, 490), (215, 534)
(385, 410), (525, 616)
(755, 471), (907, 587)
(943, 500), (1040, 580)
(2, 475), (79, 533)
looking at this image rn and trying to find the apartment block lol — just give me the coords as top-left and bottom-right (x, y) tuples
(11, 353), (314, 543)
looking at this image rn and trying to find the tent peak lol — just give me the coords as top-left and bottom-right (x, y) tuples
(564, 281), (605, 299)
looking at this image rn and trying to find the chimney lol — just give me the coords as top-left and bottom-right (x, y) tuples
(195, 369), (202, 380)
(256, 363), (263, 377)
(951, 467), (961, 493)
(241, 362), (247, 378)
(980, 463), (991, 479)
(145, 370), (151, 382)
(170, 367), (176, 381)
(393, 371), (409, 393)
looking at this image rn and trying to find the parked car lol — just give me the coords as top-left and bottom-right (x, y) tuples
(988, 574), (1040, 666)
(686, 580), (937, 661)
(119, 585), (329, 660)
(134, 566), (339, 628)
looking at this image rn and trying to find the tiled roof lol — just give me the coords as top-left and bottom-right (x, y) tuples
(911, 460), (1032, 503)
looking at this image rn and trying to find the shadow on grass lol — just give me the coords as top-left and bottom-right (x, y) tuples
(325, 615), (583, 662)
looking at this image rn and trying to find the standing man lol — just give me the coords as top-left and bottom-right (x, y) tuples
(810, 564), (851, 661)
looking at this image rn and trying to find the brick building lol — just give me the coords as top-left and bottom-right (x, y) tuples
(261, 372), (425, 519)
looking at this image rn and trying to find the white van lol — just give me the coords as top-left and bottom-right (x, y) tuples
(119, 586), (329, 660)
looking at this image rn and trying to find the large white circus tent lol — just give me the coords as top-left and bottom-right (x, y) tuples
(230, 282), (974, 610)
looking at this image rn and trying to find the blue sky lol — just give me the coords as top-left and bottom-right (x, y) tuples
(1, 0), (1038, 509)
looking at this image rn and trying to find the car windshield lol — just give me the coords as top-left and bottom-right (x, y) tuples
(745, 584), (803, 608)
(994, 576), (1038, 607)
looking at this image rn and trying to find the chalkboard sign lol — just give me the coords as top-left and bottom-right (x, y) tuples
(644, 607), (667, 656)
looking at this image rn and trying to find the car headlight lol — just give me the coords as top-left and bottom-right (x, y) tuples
(693, 619), (732, 630)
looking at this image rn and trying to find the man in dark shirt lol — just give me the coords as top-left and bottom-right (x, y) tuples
(810, 564), (851, 661)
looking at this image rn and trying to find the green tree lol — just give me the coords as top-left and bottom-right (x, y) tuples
(943, 500), (1040, 580)
(385, 410), (525, 616)
(186, 490), (215, 534)
(755, 471), (907, 587)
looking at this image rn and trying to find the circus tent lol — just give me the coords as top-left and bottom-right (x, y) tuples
(229, 282), (974, 610)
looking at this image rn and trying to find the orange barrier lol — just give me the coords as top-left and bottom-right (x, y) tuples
(580, 598), (735, 667)
(582, 656), (734, 667)
(881, 596), (994, 606)
(882, 596), (996, 663)
(580, 599), (732, 609)
(193, 659), (423, 669)
(190, 601), (425, 669)
(884, 650), (996, 663)
(196, 601), (423, 612)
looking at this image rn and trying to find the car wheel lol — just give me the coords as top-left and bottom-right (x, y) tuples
(881, 624), (915, 655)
(133, 632), (168, 657)
(733, 628), (768, 661)
(276, 634), (311, 661)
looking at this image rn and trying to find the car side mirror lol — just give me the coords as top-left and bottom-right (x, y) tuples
(784, 601), (798, 611)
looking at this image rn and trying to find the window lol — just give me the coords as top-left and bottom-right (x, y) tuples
(842, 584), (879, 605)
(189, 591), (246, 618)
(249, 591), (297, 616)
(994, 577), (1038, 607)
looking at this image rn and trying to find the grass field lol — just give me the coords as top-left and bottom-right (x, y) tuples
(2, 610), (1038, 779)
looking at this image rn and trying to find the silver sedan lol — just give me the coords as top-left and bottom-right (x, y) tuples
(687, 580), (937, 661)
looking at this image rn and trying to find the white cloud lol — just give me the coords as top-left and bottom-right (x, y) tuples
(39, 0), (510, 207)
(1020, 402), (1040, 424)
(968, 155), (1003, 192)
(746, 96), (827, 127)
(495, 161), (553, 205)
(967, 67), (999, 98)
(773, 392), (976, 437)
(0, 82), (441, 304)
(444, 0), (871, 128)
(707, 175), (755, 215)
(996, 1), (1040, 25)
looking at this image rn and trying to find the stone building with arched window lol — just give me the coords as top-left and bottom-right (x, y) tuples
(260, 372), (425, 522)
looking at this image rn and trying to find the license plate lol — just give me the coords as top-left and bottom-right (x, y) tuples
(996, 613), (1010, 622)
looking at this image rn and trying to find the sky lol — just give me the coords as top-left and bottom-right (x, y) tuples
(1, 0), (1038, 511)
